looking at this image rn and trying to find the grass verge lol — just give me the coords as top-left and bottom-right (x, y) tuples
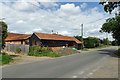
(114, 48), (120, 57)
(0, 53), (13, 65)
(89, 45), (112, 50)
(81, 48), (89, 51)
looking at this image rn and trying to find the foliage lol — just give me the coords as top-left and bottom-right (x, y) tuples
(28, 46), (61, 57)
(84, 38), (100, 48)
(99, 1), (120, 14)
(0, 22), (8, 49)
(100, 16), (120, 45)
(16, 48), (22, 54)
(102, 38), (110, 45)
(112, 40), (118, 46)
(74, 36), (82, 41)
(81, 48), (88, 51)
(0, 53), (13, 65)
(114, 48), (120, 57)
(100, 1), (120, 45)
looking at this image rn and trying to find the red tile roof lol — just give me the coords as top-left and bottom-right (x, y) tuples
(34, 32), (82, 44)
(5, 32), (82, 44)
(5, 33), (31, 41)
(88, 37), (94, 38)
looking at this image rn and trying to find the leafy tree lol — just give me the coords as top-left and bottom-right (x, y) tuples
(99, 1), (120, 14)
(102, 38), (109, 45)
(112, 40), (118, 46)
(100, 16), (120, 45)
(84, 37), (101, 48)
(74, 36), (82, 41)
(0, 22), (8, 49)
(100, 1), (120, 45)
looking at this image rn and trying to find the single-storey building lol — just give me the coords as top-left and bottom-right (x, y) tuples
(5, 33), (31, 45)
(5, 32), (83, 50)
(29, 32), (83, 50)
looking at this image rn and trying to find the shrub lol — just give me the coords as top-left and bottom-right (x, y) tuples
(84, 38), (101, 48)
(16, 48), (22, 54)
(0, 53), (13, 65)
(28, 46), (61, 57)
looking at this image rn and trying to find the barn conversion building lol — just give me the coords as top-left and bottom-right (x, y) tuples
(5, 33), (31, 45)
(5, 32), (83, 50)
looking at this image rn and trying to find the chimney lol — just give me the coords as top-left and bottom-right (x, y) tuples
(51, 30), (53, 34)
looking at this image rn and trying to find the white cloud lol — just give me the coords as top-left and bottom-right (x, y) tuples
(11, 0), (39, 12)
(59, 31), (72, 35)
(59, 3), (80, 14)
(33, 28), (42, 32)
(16, 20), (26, 24)
(1, 2), (115, 41)
(80, 3), (87, 8)
(40, 2), (58, 8)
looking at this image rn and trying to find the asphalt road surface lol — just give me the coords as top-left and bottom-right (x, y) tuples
(2, 46), (118, 78)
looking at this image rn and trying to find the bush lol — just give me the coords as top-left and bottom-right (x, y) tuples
(16, 48), (22, 54)
(0, 53), (13, 65)
(28, 46), (61, 57)
(84, 38), (100, 48)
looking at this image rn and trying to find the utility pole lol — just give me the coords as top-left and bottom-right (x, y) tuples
(81, 24), (83, 39)
(81, 24), (84, 48)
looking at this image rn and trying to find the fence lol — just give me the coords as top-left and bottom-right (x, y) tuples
(4, 44), (29, 54)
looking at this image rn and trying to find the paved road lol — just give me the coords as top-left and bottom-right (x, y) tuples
(2, 46), (118, 78)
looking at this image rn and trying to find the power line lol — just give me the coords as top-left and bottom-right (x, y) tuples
(85, 15), (110, 24)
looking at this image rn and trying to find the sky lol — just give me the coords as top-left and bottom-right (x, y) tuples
(0, 0), (117, 41)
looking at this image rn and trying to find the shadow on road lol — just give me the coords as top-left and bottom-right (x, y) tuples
(97, 48), (119, 58)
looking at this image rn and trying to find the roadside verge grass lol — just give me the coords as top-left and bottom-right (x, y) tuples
(81, 48), (89, 51)
(89, 45), (112, 50)
(0, 53), (13, 65)
(114, 48), (120, 57)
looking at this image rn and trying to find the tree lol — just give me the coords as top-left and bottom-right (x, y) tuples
(0, 22), (8, 49)
(100, 16), (120, 45)
(74, 36), (82, 41)
(99, 1), (120, 14)
(100, 1), (120, 45)
(102, 38), (109, 45)
(84, 37), (101, 48)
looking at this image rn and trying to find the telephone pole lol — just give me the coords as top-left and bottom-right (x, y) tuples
(81, 24), (84, 48)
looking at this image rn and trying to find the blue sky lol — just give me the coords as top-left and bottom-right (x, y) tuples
(0, 0), (115, 41)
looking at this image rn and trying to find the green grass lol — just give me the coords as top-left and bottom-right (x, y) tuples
(114, 48), (120, 57)
(28, 46), (63, 57)
(89, 45), (112, 50)
(0, 54), (13, 65)
(81, 48), (89, 51)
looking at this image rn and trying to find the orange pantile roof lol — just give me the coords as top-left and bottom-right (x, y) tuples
(34, 32), (82, 44)
(5, 33), (31, 41)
